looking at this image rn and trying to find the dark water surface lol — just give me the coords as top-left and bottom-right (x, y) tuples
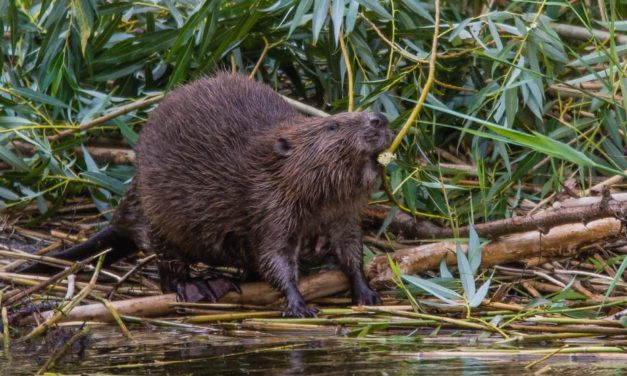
(1, 324), (625, 375)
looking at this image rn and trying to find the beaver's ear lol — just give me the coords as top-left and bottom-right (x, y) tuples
(274, 137), (292, 157)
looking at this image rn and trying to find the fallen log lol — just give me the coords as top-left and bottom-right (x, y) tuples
(21, 270), (349, 324)
(28, 218), (621, 323)
(365, 218), (623, 288)
(365, 192), (627, 239)
(20, 206), (626, 323)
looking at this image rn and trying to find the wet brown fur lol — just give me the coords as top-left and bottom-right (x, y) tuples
(26, 73), (390, 317)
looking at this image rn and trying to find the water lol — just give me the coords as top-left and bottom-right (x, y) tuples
(1, 324), (624, 375)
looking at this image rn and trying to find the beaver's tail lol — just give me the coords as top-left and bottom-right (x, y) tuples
(19, 227), (138, 274)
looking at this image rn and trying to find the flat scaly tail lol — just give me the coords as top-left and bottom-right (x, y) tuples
(19, 227), (138, 274)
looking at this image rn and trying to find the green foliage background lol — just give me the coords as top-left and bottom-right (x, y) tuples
(1, 0), (626, 226)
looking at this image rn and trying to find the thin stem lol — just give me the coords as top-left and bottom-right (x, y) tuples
(48, 95), (164, 141)
(339, 31), (354, 111)
(249, 37), (283, 79)
(386, 0), (439, 154)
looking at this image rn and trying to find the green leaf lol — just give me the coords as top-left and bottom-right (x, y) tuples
(345, 0), (359, 34)
(288, 0), (313, 37)
(82, 145), (99, 172)
(469, 276), (491, 308)
(456, 244), (475, 300)
(91, 62), (146, 82)
(164, 0), (184, 27)
(0, 116), (35, 126)
(568, 44), (627, 67)
(489, 314), (502, 326)
(439, 256), (453, 278)
(8, 0), (18, 51)
(356, 0), (392, 19)
(530, 131), (596, 167)
(467, 225), (481, 273)
(376, 205), (397, 238)
(400, 0), (434, 22)
(527, 297), (551, 308)
(312, 0), (329, 43)
(35, 195), (47, 214)
(0, 186), (20, 201)
(504, 87), (518, 128)
(114, 119), (139, 147)
(0, 143), (30, 171)
(594, 20), (627, 31)
(73, 0), (94, 55)
(168, 39), (194, 88)
(331, 0), (344, 43)
(401, 176), (417, 213)
(402, 275), (463, 305)
(10, 87), (69, 109)
(170, 0), (215, 58)
(542, 42), (568, 63)
(603, 256), (627, 303)
(423, 102), (625, 176)
(350, 32), (379, 73)
(88, 187), (113, 220)
(81, 171), (126, 195)
(487, 17), (502, 50)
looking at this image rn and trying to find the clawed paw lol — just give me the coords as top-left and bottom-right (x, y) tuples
(353, 287), (382, 306)
(282, 302), (319, 318)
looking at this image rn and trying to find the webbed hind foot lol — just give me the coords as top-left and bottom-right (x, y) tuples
(157, 259), (240, 302)
(175, 276), (240, 303)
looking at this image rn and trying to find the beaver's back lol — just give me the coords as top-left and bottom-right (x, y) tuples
(135, 73), (299, 261)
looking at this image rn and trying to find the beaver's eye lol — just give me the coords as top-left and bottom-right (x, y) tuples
(327, 123), (339, 131)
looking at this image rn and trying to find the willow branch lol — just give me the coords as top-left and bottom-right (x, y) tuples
(339, 31), (354, 111)
(386, 0), (439, 154)
(550, 22), (627, 45)
(47, 95), (163, 141)
(249, 37), (283, 79)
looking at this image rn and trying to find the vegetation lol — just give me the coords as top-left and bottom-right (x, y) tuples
(0, 1), (626, 371)
(0, 0), (625, 224)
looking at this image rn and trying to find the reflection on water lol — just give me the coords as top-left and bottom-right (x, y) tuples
(1, 325), (625, 375)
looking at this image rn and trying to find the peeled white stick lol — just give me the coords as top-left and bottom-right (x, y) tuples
(366, 218), (622, 288)
(22, 270), (349, 324)
(24, 218), (622, 323)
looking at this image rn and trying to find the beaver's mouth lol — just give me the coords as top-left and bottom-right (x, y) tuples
(365, 129), (393, 156)
(373, 139), (390, 155)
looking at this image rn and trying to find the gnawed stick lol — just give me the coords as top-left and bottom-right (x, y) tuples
(365, 192), (627, 239)
(365, 218), (623, 288)
(18, 218), (625, 323)
(20, 270), (349, 324)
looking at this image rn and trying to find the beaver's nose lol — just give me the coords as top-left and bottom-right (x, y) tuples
(368, 112), (388, 128)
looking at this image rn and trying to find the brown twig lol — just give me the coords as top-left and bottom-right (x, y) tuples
(366, 193), (627, 239)
(550, 22), (627, 45)
(36, 325), (91, 375)
(0, 241), (62, 272)
(366, 218), (623, 287)
(249, 37), (282, 79)
(20, 270), (350, 324)
(3, 249), (111, 306)
(47, 95), (164, 141)
(22, 255), (105, 341)
(107, 254), (157, 299)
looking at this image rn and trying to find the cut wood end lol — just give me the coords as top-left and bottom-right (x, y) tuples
(20, 270), (350, 325)
(365, 218), (623, 288)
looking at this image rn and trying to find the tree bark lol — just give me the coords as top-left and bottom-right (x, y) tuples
(20, 270), (349, 324)
(365, 218), (623, 288)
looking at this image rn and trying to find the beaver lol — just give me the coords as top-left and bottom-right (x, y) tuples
(22, 73), (391, 317)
